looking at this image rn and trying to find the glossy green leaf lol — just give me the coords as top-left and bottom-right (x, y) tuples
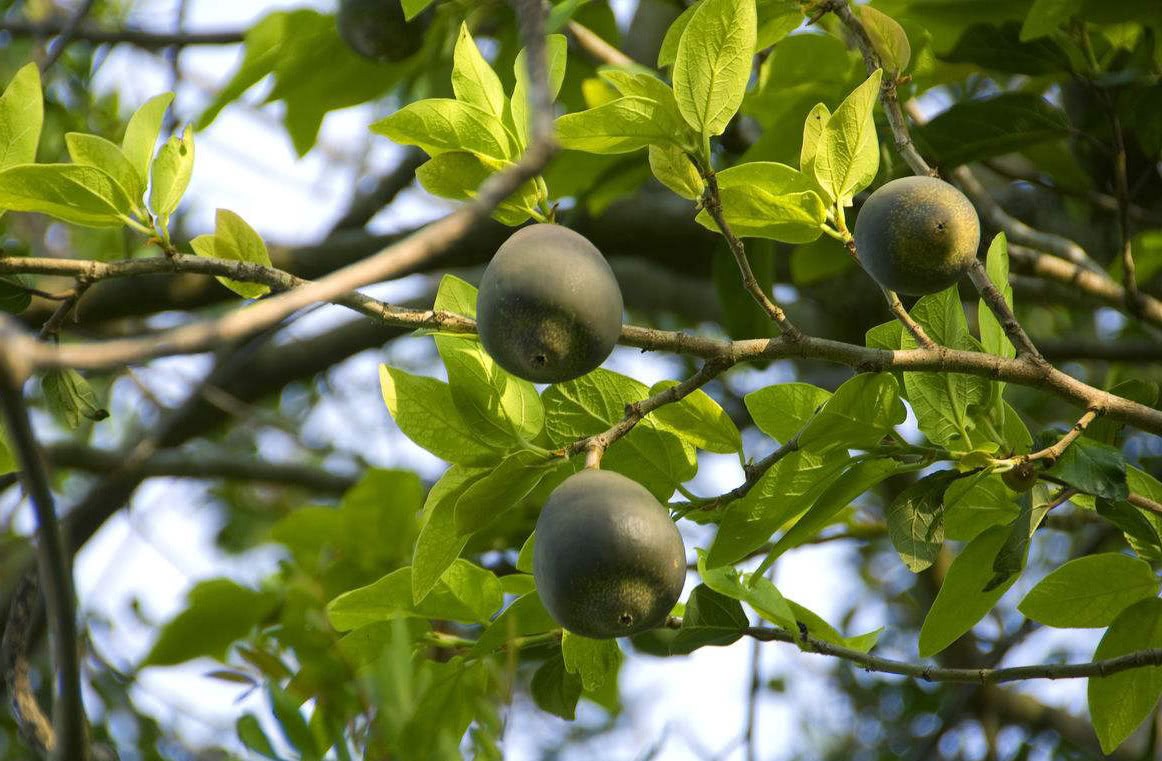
(985, 485), (1049, 591)
(672, 0), (757, 136)
(0, 164), (134, 227)
(452, 23), (505, 118)
(698, 551), (795, 632)
(379, 364), (499, 466)
(798, 373), (906, 453)
(1020, 553), (1159, 628)
(268, 684), (319, 760)
(745, 382), (832, 443)
(1038, 433), (1128, 501)
(0, 63), (42, 171)
(412, 465), (488, 602)
(415, 152), (539, 225)
(42, 368), (109, 429)
(510, 34), (568, 147)
(658, 3), (698, 68)
(1020, 0), (1082, 39)
(1088, 598), (1162, 754)
(473, 592), (557, 654)
(326, 560), (503, 630)
(886, 470), (959, 572)
(373, 99), (515, 161)
(978, 233), (1015, 360)
(149, 124), (195, 226)
(65, 133), (143, 210)
(453, 450), (557, 532)
(918, 525), (1019, 657)
(857, 6), (911, 73)
(943, 473), (1019, 541)
(915, 93), (1069, 168)
(556, 96), (686, 154)
(648, 143), (704, 200)
(649, 380), (742, 454)
(236, 714), (281, 761)
(190, 208), (274, 299)
(561, 632), (622, 691)
(811, 69), (883, 206)
(120, 92), (174, 187)
(695, 161), (828, 242)
(942, 22), (1072, 75)
(670, 584), (748, 654)
(787, 599), (881, 653)
(800, 103), (830, 178)
(531, 654), (583, 720)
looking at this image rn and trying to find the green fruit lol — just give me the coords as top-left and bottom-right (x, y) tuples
(336, 0), (426, 62)
(533, 469), (686, 639)
(1002, 461), (1038, 492)
(853, 176), (981, 296)
(476, 224), (624, 384)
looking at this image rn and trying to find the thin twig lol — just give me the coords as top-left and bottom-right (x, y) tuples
(966, 260), (1043, 360)
(567, 21), (635, 68)
(0, 356), (86, 761)
(980, 160), (1162, 227)
(38, 281), (91, 341)
(700, 170), (803, 340)
(1025, 408), (1101, 466)
(38, 0), (98, 72)
(882, 288), (936, 349)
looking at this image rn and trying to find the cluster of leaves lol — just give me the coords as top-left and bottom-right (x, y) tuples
(2, 0), (1162, 757)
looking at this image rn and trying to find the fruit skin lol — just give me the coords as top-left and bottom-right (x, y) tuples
(476, 224), (624, 384)
(1002, 460), (1038, 492)
(853, 176), (981, 296)
(336, 0), (427, 62)
(533, 469), (686, 639)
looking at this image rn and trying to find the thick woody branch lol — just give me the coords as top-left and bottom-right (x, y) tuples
(0, 19), (244, 49)
(0, 359), (86, 761)
(882, 287), (935, 349)
(1, 572), (54, 755)
(966, 260), (1042, 360)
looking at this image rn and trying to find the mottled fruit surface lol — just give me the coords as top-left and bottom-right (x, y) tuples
(533, 469), (686, 639)
(854, 176), (981, 296)
(1003, 461), (1038, 492)
(477, 224), (623, 383)
(336, 0), (425, 62)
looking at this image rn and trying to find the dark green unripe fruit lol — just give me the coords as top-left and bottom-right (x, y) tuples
(854, 176), (981, 296)
(336, 0), (426, 62)
(476, 224), (624, 384)
(533, 469), (686, 639)
(1002, 461), (1038, 492)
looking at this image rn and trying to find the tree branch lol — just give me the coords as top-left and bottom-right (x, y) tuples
(0, 355), (86, 761)
(966, 260), (1042, 360)
(0, 19), (244, 49)
(1025, 408), (1101, 466)
(567, 21), (635, 68)
(1, 571), (54, 756)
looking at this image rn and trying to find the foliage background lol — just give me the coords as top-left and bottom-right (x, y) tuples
(0, 0), (1160, 760)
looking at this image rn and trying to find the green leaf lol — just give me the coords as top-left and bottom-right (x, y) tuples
(798, 373), (906, 453)
(561, 632), (622, 691)
(800, 103), (830, 177)
(1020, 553), (1159, 628)
(555, 96), (686, 154)
(453, 450), (557, 533)
(42, 368), (108, 429)
(401, 0), (435, 21)
(918, 525), (1019, 658)
(452, 23), (505, 118)
(648, 143), (704, 200)
(326, 560), (503, 630)
(0, 424), (15, 476)
(236, 714), (281, 761)
(886, 470), (959, 572)
(0, 63), (43, 171)
(978, 233), (1014, 359)
(985, 485), (1049, 591)
(745, 382), (831, 443)
(762, 458), (901, 564)
(149, 124), (195, 227)
(412, 466), (488, 602)
(695, 162), (828, 243)
(857, 6), (911, 73)
(1098, 497), (1162, 563)
(1020, 0), (1082, 39)
(143, 579), (278, 666)
(379, 365), (499, 466)
(697, 551), (796, 632)
(756, 0), (803, 48)
(1088, 598), (1162, 754)
(65, 133), (143, 211)
(415, 152), (539, 225)
(1037, 433), (1128, 501)
(510, 34), (568, 147)
(121, 93), (174, 187)
(473, 591), (557, 654)
(943, 473), (1019, 541)
(787, 599), (882, 653)
(648, 380), (741, 454)
(543, 369), (695, 500)
(811, 70), (883, 206)
(516, 531), (536, 573)
(531, 654), (583, 720)
(434, 275), (544, 445)
(708, 449), (848, 567)
(672, 0), (757, 137)
(915, 93), (1069, 168)
(942, 22), (1072, 75)
(658, 3), (698, 68)
(190, 208), (274, 299)
(670, 584), (749, 654)
(372, 99), (515, 162)
(0, 164), (134, 227)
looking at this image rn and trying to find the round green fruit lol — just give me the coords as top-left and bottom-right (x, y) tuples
(336, 0), (426, 62)
(533, 469), (686, 639)
(476, 224), (624, 384)
(853, 176), (981, 296)
(1002, 461), (1038, 492)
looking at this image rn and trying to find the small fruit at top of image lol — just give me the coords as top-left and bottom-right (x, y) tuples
(854, 175), (981, 296)
(476, 224), (624, 384)
(336, 0), (429, 62)
(533, 469), (686, 639)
